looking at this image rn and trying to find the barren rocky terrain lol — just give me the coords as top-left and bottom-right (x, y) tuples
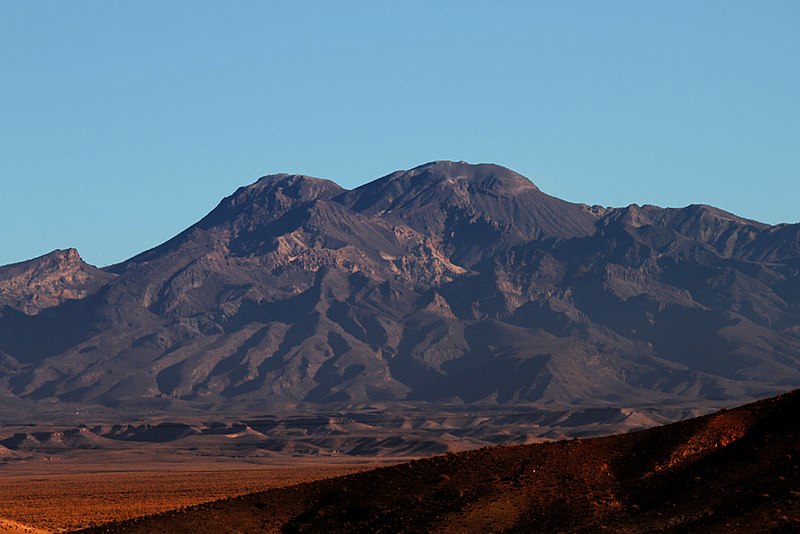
(81, 388), (800, 533)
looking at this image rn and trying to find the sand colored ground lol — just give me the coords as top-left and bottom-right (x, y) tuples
(0, 517), (50, 534)
(0, 455), (390, 533)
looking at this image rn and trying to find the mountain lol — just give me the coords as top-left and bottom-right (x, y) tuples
(0, 248), (115, 316)
(337, 161), (600, 266)
(78, 388), (800, 533)
(0, 161), (798, 423)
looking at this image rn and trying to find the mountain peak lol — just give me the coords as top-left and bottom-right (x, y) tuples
(337, 161), (595, 266)
(244, 173), (345, 202)
(52, 247), (83, 265)
(197, 173), (346, 230)
(339, 161), (543, 218)
(407, 160), (540, 194)
(0, 248), (114, 315)
(0, 248), (84, 273)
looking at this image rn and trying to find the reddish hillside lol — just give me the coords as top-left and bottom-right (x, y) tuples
(80, 388), (800, 533)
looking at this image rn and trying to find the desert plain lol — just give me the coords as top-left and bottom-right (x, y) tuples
(0, 451), (387, 532)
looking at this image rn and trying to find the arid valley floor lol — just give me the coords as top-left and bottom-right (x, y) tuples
(0, 456), (383, 532)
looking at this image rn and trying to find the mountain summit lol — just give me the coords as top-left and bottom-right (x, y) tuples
(0, 161), (798, 416)
(339, 161), (598, 266)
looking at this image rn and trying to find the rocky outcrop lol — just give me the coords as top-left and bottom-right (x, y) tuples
(0, 249), (115, 315)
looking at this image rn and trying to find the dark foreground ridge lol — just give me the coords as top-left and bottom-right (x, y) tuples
(77, 388), (800, 533)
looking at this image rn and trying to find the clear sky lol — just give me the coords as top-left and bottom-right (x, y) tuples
(1, 2), (798, 267)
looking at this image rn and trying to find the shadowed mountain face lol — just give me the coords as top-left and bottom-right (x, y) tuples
(0, 161), (799, 415)
(79, 389), (800, 533)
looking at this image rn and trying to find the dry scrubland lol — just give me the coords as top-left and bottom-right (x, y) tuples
(0, 459), (382, 533)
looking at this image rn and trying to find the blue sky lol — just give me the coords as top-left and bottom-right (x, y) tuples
(1, 1), (798, 267)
